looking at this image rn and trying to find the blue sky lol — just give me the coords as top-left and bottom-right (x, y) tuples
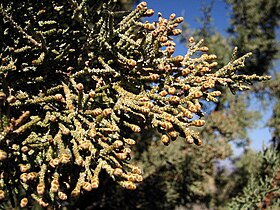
(144, 0), (229, 31)
(143, 0), (275, 152)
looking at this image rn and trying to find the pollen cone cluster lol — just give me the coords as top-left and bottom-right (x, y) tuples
(0, 0), (270, 207)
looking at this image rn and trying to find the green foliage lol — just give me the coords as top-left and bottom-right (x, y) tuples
(228, 148), (280, 209)
(226, 0), (280, 75)
(266, 73), (280, 149)
(0, 0), (273, 209)
(225, 0), (280, 151)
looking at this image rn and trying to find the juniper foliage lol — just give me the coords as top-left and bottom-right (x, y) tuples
(0, 0), (270, 208)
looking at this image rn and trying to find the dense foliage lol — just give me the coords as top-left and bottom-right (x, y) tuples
(0, 0), (279, 209)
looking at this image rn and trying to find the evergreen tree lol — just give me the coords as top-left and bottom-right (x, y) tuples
(226, 0), (280, 76)
(0, 0), (278, 209)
